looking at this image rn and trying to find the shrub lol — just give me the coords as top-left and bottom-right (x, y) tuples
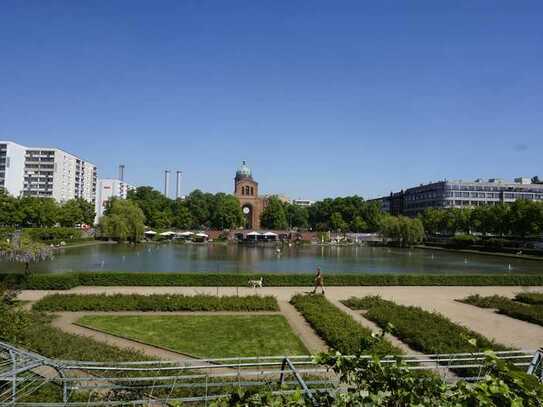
(450, 234), (478, 249)
(12, 312), (150, 362)
(458, 294), (512, 309)
(497, 303), (543, 327)
(290, 294), (401, 356)
(23, 227), (83, 244)
(514, 292), (543, 305)
(342, 296), (508, 355)
(33, 294), (279, 312)
(4, 272), (543, 290)
(459, 294), (543, 327)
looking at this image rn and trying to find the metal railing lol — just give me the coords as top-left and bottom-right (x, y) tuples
(1, 341), (541, 406)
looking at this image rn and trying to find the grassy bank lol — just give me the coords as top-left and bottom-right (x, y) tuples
(32, 293), (279, 312)
(290, 294), (401, 355)
(3, 272), (543, 290)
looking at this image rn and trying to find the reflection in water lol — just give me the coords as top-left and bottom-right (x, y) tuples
(0, 243), (540, 275)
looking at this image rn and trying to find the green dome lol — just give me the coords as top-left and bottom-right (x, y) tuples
(236, 160), (252, 178)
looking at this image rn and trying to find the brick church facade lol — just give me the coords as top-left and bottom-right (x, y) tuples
(234, 161), (268, 229)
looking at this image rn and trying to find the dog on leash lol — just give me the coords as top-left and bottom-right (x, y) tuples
(248, 277), (263, 288)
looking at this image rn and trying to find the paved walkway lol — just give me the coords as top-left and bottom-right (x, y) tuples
(20, 285), (543, 351)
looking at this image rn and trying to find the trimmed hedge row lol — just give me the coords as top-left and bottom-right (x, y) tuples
(290, 294), (401, 355)
(459, 294), (543, 327)
(32, 293), (279, 312)
(3, 272), (543, 290)
(456, 294), (511, 309)
(342, 296), (508, 355)
(17, 312), (151, 362)
(515, 292), (543, 305)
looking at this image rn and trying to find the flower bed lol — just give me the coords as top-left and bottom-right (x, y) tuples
(32, 293), (279, 312)
(290, 294), (401, 355)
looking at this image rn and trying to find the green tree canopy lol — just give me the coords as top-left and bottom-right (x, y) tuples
(285, 203), (309, 229)
(58, 198), (95, 227)
(210, 193), (244, 230)
(260, 196), (288, 230)
(99, 199), (145, 242)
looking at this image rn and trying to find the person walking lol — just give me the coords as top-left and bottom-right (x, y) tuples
(312, 267), (325, 294)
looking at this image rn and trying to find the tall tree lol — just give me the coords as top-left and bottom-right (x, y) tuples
(285, 204), (309, 229)
(171, 199), (193, 229)
(99, 199), (145, 242)
(17, 197), (59, 227)
(260, 196), (288, 230)
(330, 212), (348, 232)
(184, 189), (215, 228)
(210, 194), (244, 230)
(58, 198), (96, 227)
(127, 186), (171, 228)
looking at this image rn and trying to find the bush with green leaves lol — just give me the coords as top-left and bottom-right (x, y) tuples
(33, 293), (279, 312)
(515, 292), (543, 305)
(290, 294), (401, 356)
(457, 294), (512, 309)
(460, 294), (543, 327)
(210, 333), (543, 407)
(23, 227), (83, 244)
(342, 296), (507, 355)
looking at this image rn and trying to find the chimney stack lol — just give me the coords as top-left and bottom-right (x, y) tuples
(164, 170), (170, 197)
(118, 164), (125, 182)
(176, 171), (182, 199)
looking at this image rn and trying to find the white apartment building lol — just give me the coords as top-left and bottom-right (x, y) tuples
(0, 141), (97, 203)
(94, 178), (135, 223)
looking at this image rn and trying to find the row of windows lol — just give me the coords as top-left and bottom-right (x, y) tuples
(446, 184), (543, 193)
(240, 185), (255, 196)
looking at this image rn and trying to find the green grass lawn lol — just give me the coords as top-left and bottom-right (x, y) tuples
(76, 315), (308, 358)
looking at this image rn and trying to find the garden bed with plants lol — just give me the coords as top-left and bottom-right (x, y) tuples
(32, 293), (279, 312)
(3, 272), (543, 290)
(459, 294), (543, 327)
(341, 296), (509, 355)
(290, 294), (401, 355)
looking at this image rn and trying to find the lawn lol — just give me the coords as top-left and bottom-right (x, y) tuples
(76, 315), (308, 358)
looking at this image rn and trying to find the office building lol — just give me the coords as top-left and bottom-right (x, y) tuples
(371, 178), (543, 216)
(0, 141), (97, 203)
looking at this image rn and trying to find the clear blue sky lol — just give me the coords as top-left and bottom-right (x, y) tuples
(1, 1), (542, 200)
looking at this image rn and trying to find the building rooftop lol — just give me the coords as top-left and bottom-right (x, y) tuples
(236, 160), (252, 178)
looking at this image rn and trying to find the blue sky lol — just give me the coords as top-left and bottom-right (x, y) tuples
(1, 1), (542, 200)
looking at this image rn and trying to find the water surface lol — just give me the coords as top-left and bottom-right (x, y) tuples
(1, 243), (541, 274)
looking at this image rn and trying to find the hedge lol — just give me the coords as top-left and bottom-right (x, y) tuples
(515, 292), (543, 305)
(290, 294), (401, 356)
(459, 294), (543, 327)
(32, 293), (279, 312)
(3, 272), (543, 290)
(15, 312), (151, 362)
(342, 296), (508, 355)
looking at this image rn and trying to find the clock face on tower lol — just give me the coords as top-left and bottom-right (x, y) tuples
(243, 206), (250, 214)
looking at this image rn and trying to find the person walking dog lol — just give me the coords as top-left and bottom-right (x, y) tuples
(312, 267), (325, 294)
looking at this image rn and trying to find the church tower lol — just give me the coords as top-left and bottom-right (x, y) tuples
(234, 161), (264, 229)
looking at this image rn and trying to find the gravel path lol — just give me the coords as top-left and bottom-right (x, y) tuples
(277, 301), (328, 354)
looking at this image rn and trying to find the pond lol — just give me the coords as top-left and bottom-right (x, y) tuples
(0, 243), (541, 274)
